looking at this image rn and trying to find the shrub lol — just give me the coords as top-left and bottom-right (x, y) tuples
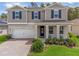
(0, 35), (10, 42)
(68, 32), (79, 46)
(65, 39), (75, 48)
(32, 38), (44, 52)
(5, 35), (11, 39)
(52, 37), (59, 45)
(32, 38), (38, 42)
(45, 38), (53, 44)
(59, 38), (64, 45)
(76, 35), (79, 38)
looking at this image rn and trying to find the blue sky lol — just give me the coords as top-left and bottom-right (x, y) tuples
(0, 2), (79, 15)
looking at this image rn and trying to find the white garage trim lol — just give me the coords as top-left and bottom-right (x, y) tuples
(12, 29), (35, 38)
(11, 25), (36, 38)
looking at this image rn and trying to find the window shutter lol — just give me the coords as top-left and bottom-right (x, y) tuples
(38, 11), (41, 19)
(12, 11), (15, 19)
(32, 11), (34, 19)
(19, 11), (22, 19)
(59, 10), (61, 18)
(51, 10), (54, 18)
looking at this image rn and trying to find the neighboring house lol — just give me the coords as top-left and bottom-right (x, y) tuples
(0, 19), (7, 35)
(6, 3), (75, 39)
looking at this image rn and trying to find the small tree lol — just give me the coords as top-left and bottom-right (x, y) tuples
(0, 13), (7, 19)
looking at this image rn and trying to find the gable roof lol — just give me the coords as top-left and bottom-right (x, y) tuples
(45, 2), (67, 9)
(7, 5), (26, 11)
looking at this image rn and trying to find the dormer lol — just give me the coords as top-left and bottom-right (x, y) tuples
(45, 3), (68, 21)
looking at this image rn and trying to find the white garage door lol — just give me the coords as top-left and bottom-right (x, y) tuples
(12, 29), (35, 38)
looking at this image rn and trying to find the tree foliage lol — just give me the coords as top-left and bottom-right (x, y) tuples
(68, 7), (79, 20)
(40, 3), (45, 7)
(0, 13), (7, 19)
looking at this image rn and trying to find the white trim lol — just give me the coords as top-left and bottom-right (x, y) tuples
(45, 9), (46, 20)
(7, 22), (73, 25)
(44, 3), (66, 9)
(68, 25), (71, 32)
(56, 25), (60, 38)
(35, 25), (37, 38)
(7, 23), (35, 24)
(46, 25), (49, 38)
(35, 22), (73, 25)
(7, 5), (26, 11)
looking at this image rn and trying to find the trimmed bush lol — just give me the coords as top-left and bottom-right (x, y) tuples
(5, 35), (11, 39)
(53, 37), (59, 45)
(59, 39), (64, 45)
(45, 37), (60, 45)
(32, 38), (44, 52)
(45, 38), (53, 44)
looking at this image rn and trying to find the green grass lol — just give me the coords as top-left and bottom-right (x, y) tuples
(29, 45), (79, 56)
(0, 35), (9, 43)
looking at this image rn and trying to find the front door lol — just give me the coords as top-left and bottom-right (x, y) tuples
(40, 26), (45, 38)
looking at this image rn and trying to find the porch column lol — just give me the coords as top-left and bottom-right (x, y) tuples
(46, 25), (49, 39)
(68, 25), (71, 33)
(56, 25), (60, 38)
(35, 25), (38, 38)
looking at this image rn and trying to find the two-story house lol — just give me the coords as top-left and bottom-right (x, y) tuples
(7, 3), (73, 39)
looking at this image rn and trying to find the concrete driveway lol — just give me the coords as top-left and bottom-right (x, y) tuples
(0, 39), (33, 56)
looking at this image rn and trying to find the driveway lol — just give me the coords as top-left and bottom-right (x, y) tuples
(0, 39), (33, 56)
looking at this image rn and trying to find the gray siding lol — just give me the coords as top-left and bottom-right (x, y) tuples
(7, 7), (27, 23)
(7, 3), (68, 23)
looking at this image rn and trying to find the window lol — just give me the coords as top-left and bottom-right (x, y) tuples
(12, 11), (22, 19)
(60, 26), (64, 34)
(32, 11), (41, 19)
(34, 11), (38, 19)
(49, 26), (53, 34)
(51, 9), (61, 19)
(15, 11), (20, 19)
(54, 10), (59, 18)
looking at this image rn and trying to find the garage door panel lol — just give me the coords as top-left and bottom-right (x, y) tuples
(12, 28), (35, 38)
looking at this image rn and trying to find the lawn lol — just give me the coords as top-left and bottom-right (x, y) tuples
(29, 45), (79, 56)
(0, 35), (9, 43)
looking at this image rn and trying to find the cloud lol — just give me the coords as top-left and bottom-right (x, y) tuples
(0, 11), (7, 15)
(5, 2), (22, 8)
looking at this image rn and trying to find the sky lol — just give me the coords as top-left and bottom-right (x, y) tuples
(0, 2), (79, 15)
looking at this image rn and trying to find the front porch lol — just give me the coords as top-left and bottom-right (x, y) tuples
(35, 24), (72, 39)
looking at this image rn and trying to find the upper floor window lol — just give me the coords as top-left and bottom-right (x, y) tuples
(32, 11), (41, 19)
(34, 11), (38, 19)
(51, 9), (61, 19)
(12, 11), (22, 19)
(54, 10), (59, 18)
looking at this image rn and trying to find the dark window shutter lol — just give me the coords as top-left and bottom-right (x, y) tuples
(12, 11), (15, 19)
(19, 11), (22, 19)
(32, 11), (34, 19)
(51, 10), (54, 18)
(59, 10), (61, 18)
(38, 11), (41, 19)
